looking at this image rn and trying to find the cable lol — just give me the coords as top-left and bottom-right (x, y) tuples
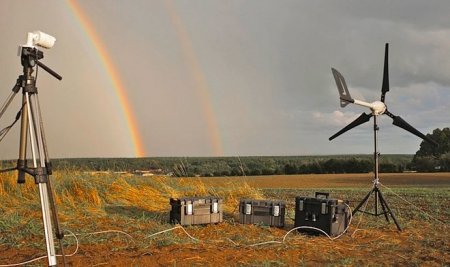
(379, 183), (447, 225)
(145, 225), (199, 241)
(62, 230), (79, 257)
(0, 229), (133, 267)
(0, 214), (357, 266)
(76, 229), (135, 242)
(0, 105), (25, 173)
(34, 48), (39, 83)
(0, 204), (355, 264)
(249, 204), (353, 247)
(351, 194), (370, 238)
(0, 105), (24, 144)
(0, 230), (78, 267)
(0, 91), (16, 120)
(0, 167), (17, 173)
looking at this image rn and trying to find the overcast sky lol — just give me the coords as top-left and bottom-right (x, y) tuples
(0, 0), (449, 159)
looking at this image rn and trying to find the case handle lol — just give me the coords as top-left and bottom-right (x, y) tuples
(315, 192), (330, 199)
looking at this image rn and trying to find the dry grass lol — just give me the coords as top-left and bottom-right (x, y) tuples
(0, 171), (449, 266)
(0, 170), (264, 217)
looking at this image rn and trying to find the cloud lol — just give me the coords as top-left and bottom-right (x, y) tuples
(313, 110), (361, 128)
(1, 0), (449, 157)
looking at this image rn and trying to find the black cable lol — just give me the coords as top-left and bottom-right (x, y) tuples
(0, 106), (24, 174)
(0, 104), (24, 143)
(35, 48), (39, 83)
(0, 167), (17, 173)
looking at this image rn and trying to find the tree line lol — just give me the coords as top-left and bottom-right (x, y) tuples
(412, 127), (450, 172)
(1, 127), (448, 176)
(0, 155), (413, 177)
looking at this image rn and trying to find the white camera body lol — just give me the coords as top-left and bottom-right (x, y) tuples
(24, 31), (56, 49)
(18, 31), (56, 56)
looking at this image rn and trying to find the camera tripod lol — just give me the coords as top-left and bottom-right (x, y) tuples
(0, 47), (66, 266)
(351, 115), (402, 231)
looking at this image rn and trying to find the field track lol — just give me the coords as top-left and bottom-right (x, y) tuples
(200, 172), (450, 188)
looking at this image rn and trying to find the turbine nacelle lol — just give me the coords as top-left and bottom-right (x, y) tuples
(353, 99), (386, 116)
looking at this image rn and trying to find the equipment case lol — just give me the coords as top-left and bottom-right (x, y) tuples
(170, 197), (223, 226)
(239, 199), (286, 227)
(294, 192), (349, 236)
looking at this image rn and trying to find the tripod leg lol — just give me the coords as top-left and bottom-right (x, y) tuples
(376, 188), (390, 222)
(38, 184), (58, 266)
(35, 95), (67, 266)
(375, 189), (379, 216)
(26, 92), (58, 266)
(17, 94), (28, 183)
(378, 189), (402, 231)
(0, 91), (18, 120)
(352, 187), (375, 216)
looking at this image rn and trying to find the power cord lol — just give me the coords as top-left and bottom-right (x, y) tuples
(249, 203), (353, 247)
(0, 204), (356, 265)
(351, 195), (370, 238)
(145, 225), (198, 241)
(0, 229), (132, 267)
(379, 182), (447, 225)
(0, 105), (24, 144)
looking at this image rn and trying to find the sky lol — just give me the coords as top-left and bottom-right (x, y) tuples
(0, 0), (449, 159)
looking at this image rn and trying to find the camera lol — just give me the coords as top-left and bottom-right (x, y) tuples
(24, 31), (56, 49)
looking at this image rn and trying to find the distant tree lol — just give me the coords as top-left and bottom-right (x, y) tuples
(415, 128), (450, 157)
(380, 163), (398, 173)
(308, 161), (323, 174)
(412, 127), (450, 171)
(322, 159), (341, 173)
(412, 156), (436, 172)
(284, 164), (298, 174)
(439, 152), (450, 171)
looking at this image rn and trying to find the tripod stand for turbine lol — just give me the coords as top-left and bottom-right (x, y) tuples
(0, 47), (66, 266)
(351, 115), (402, 231)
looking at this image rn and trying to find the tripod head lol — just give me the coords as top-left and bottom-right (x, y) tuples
(20, 47), (62, 81)
(21, 47), (43, 68)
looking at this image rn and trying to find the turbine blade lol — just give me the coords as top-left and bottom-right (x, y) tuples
(331, 68), (353, 108)
(385, 111), (438, 146)
(329, 113), (372, 141)
(381, 43), (389, 102)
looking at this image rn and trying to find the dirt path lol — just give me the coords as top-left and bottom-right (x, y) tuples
(199, 172), (450, 188)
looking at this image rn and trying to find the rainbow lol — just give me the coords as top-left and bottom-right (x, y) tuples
(164, 0), (224, 156)
(66, 0), (224, 157)
(67, 0), (146, 157)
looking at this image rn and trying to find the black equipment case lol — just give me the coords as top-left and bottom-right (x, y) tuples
(239, 199), (286, 227)
(170, 197), (223, 226)
(294, 192), (349, 236)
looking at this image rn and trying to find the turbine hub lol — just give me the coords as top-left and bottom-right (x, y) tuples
(371, 101), (386, 115)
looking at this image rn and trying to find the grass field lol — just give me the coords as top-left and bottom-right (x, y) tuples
(0, 171), (449, 266)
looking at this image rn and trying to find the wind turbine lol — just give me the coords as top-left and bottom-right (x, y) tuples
(329, 43), (437, 231)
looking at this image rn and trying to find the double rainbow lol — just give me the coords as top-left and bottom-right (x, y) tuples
(67, 0), (223, 157)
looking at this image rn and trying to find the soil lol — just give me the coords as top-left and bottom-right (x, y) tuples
(200, 172), (450, 188)
(0, 173), (449, 266)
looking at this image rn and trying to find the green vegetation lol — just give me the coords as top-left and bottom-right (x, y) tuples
(413, 127), (450, 172)
(0, 154), (413, 177)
